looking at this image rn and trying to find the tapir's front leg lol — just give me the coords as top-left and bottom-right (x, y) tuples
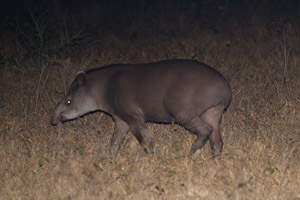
(130, 122), (154, 154)
(109, 116), (130, 158)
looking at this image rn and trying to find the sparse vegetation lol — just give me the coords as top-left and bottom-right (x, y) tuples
(1, 0), (300, 199)
(8, 2), (83, 69)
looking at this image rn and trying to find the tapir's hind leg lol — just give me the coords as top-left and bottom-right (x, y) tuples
(184, 117), (213, 156)
(201, 102), (226, 157)
(110, 116), (130, 158)
(183, 102), (225, 157)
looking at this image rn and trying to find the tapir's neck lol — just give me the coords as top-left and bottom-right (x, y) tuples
(86, 70), (112, 113)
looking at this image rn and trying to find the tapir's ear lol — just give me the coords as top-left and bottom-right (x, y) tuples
(76, 71), (87, 87)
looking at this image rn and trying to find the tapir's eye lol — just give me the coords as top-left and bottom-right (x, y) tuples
(67, 100), (71, 105)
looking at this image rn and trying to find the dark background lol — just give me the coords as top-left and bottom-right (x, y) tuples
(1, 0), (300, 40)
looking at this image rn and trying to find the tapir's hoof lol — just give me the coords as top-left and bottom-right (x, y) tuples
(211, 144), (223, 158)
(211, 151), (222, 159)
(188, 147), (198, 157)
(143, 140), (154, 154)
(109, 145), (119, 158)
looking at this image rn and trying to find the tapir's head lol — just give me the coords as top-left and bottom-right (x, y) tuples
(51, 71), (97, 125)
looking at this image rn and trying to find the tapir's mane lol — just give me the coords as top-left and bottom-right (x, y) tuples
(84, 64), (128, 74)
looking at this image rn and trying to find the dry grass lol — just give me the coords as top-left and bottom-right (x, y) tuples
(1, 1), (300, 199)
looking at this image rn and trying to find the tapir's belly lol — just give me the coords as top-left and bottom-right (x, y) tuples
(132, 86), (209, 124)
(144, 112), (175, 123)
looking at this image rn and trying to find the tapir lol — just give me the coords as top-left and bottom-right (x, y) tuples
(51, 59), (231, 157)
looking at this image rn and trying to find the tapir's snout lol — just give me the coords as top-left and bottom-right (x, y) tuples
(51, 109), (61, 126)
(51, 116), (59, 126)
(51, 107), (81, 125)
(51, 122), (57, 126)
(51, 115), (68, 125)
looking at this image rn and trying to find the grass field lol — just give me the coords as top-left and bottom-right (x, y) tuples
(1, 1), (300, 199)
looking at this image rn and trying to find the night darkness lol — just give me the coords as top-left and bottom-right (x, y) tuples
(1, 0), (300, 45)
(1, 0), (300, 199)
